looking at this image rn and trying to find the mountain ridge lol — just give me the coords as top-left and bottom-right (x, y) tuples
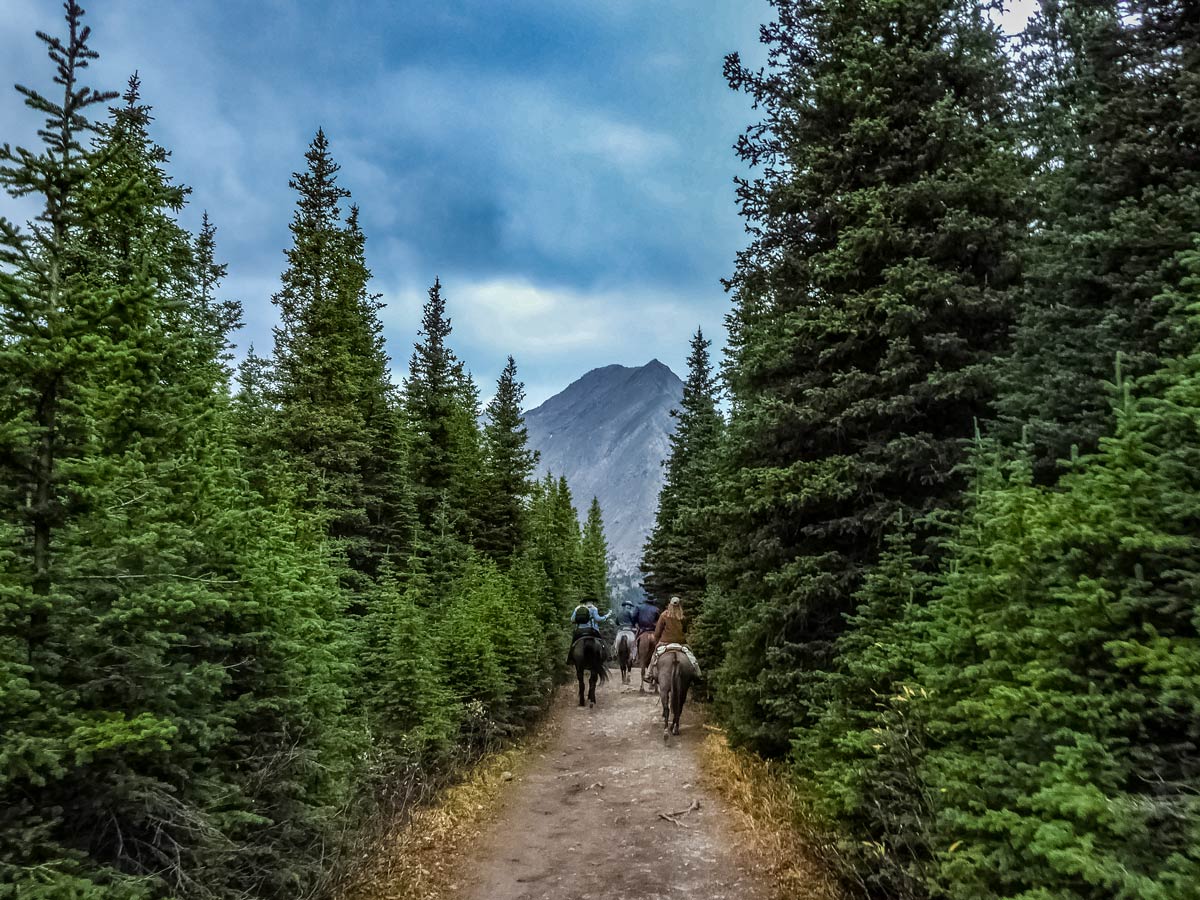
(523, 360), (682, 573)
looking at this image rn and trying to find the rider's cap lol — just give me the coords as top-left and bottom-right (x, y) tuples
(669, 596), (681, 605)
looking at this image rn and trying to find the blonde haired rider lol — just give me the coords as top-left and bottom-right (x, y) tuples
(648, 597), (700, 682)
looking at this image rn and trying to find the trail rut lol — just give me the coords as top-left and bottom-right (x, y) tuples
(453, 677), (772, 900)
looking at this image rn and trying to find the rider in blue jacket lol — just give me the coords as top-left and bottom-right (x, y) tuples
(633, 598), (659, 636)
(567, 600), (610, 664)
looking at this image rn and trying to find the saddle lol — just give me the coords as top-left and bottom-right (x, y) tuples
(568, 631), (609, 663)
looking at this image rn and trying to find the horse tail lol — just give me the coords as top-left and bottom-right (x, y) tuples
(592, 641), (610, 683)
(671, 659), (691, 718)
(616, 632), (632, 666)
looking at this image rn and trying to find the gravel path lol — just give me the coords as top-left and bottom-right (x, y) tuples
(454, 674), (772, 900)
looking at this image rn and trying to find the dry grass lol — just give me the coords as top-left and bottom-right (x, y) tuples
(698, 725), (845, 900)
(339, 723), (555, 900)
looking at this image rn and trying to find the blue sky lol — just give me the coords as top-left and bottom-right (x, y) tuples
(0, 0), (1036, 406)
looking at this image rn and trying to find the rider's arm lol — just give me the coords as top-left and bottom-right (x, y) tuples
(654, 617), (665, 642)
(595, 610), (611, 622)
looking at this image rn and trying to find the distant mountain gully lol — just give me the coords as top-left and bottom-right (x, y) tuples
(349, 677), (842, 900)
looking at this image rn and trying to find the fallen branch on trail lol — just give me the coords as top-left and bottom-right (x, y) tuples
(657, 798), (701, 826)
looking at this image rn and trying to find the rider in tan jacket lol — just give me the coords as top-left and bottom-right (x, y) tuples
(653, 602), (686, 645)
(649, 597), (701, 681)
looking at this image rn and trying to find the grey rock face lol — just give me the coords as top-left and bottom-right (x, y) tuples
(524, 360), (682, 569)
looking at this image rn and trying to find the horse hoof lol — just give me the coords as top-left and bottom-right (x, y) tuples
(578, 700), (585, 707)
(663, 728), (670, 742)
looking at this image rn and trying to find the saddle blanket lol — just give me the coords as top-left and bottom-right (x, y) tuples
(653, 642), (701, 676)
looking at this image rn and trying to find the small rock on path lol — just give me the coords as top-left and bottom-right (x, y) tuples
(454, 677), (772, 900)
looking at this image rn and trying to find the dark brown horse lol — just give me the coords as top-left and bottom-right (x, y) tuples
(614, 628), (636, 683)
(635, 631), (656, 691)
(656, 649), (697, 739)
(570, 636), (609, 707)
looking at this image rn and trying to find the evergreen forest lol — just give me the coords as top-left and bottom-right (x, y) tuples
(3, 1), (1200, 899)
(0, 6), (611, 896)
(641, 0), (1200, 897)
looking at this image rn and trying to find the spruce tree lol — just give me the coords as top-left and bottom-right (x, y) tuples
(580, 497), (610, 608)
(404, 279), (485, 547)
(810, 255), (1200, 895)
(269, 133), (414, 588)
(190, 212), (241, 377)
(714, 0), (1026, 753)
(999, 0), (1200, 474)
(358, 565), (456, 757)
(477, 356), (538, 563)
(642, 327), (724, 607)
(0, 14), (360, 895)
(230, 344), (277, 482)
(926, 261), (1200, 897)
(521, 477), (578, 675)
(553, 476), (584, 602)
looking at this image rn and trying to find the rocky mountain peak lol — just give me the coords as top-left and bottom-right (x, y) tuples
(524, 360), (683, 571)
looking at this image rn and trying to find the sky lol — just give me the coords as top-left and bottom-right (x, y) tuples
(0, 0), (1037, 407)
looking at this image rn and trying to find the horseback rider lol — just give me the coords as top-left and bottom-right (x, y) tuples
(647, 596), (701, 683)
(566, 598), (611, 664)
(633, 596), (659, 639)
(612, 598), (638, 680)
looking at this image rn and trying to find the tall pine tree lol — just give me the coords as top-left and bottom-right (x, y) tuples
(404, 278), (484, 550)
(269, 131), (414, 587)
(999, 0), (1200, 474)
(715, 0), (1026, 753)
(0, 12), (359, 896)
(477, 356), (538, 563)
(642, 327), (724, 607)
(580, 496), (610, 609)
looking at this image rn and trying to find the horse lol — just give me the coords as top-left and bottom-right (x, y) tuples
(635, 630), (656, 691)
(614, 628), (636, 683)
(570, 635), (609, 707)
(656, 648), (697, 739)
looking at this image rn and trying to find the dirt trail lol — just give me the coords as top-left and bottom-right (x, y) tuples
(453, 676), (772, 900)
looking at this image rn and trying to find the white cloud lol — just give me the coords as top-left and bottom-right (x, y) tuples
(365, 272), (722, 407)
(449, 276), (707, 361)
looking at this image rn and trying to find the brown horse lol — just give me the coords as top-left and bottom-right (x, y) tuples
(656, 649), (697, 739)
(635, 630), (656, 691)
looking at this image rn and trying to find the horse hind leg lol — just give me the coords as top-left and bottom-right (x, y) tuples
(577, 665), (585, 707)
(660, 675), (671, 740)
(588, 670), (598, 707)
(672, 671), (691, 735)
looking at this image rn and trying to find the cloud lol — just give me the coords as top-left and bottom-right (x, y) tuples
(0, 0), (753, 410)
(363, 272), (719, 406)
(430, 276), (717, 406)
